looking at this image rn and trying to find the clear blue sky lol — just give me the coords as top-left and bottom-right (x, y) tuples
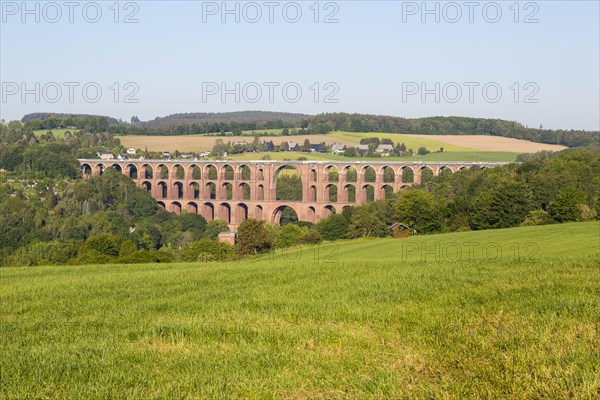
(1, 0), (599, 130)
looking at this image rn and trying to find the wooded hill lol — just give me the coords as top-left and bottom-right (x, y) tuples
(20, 111), (599, 147)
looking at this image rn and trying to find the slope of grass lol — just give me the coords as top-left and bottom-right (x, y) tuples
(266, 221), (600, 264)
(1, 222), (598, 399)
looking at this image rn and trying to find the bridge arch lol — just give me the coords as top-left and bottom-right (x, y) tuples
(142, 164), (153, 179)
(219, 202), (232, 223)
(272, 204), (299, 225)
(189, 164), (202, 180)
(170, 201), (182, 215)
(205, 164), (218, 180)
(362, 165), (376, 182)
(239, 182), (251, 200)
(189, 182), (200, 199)
(81, 163), (92, 177)
(172, 164), (185, 179)
(158, 181), (168, 198)
(156, 164), (169, 179)
(202, 202), (215, 221)
(173, 181), (184, 199)
(186, 201), (198, 214)
(239, 165), (251, 180)
(206, 182), (216, 200)
(126, 164), (138, 179)
(222, 164), (234, 180)
(344, 184), (356, 202)
(95, 163), (105, 176)
(236, 203), (249, 224)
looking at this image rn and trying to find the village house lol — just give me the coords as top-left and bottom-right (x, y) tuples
(376, 144), (394, 156)
(263, 141), (275, 152)
(310, 143), (326, 153)
(97, 151), (114, 160)
(283, 142), (301, 152)
(357, 144), (369, 154)
(388, 223), (415, 238)
(331, 144), (347, 154)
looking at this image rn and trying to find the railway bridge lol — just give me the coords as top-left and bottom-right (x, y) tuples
(79, 159), (509, 228)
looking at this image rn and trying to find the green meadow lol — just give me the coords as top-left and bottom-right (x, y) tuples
(328, 131), (471, 151)
(33, 129), (78, 138)
(1, 222), (598, 399)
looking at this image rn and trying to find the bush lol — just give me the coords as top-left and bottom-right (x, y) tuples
(318, 214), (349, 241)
(119, 250), (173, 264)
(521, 210), (554, 226)
(275, 224), (305, 248)
(69, 249), (116, 265)
(236, 219), (274, 255)
(180, 240), (234, 262)
(299, 229), (323, 245)
(84, 233), (121, 257)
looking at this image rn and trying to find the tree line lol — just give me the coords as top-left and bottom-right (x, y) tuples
(18, 112), (599, 148)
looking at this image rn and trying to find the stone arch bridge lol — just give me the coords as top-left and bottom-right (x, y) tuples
(79, 159), (509, 229)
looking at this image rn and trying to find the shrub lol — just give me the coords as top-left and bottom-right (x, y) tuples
(119, 250), (173, 264)
(180, 240), (234, 262)
(318, 214), (349, 241)
(299, 229), (323, 245)
(84, 233), (121, 257)
(275, 224), (305, 249)
(236, 219), (274, 256)
(69, 249), (116, 265)
(521, 210), (554, 226)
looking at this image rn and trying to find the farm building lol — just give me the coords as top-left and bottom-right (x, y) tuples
(388, 223), (415, 238)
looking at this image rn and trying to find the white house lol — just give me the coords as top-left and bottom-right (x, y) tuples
(331, 144), (347, 154)
(126, 148), (137, 155)
(97, 151), (114, 160)
(376, 144), (394, 155)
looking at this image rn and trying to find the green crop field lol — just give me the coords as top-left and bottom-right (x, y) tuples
(1, 222), (598, 399)
(329, 131), (472, 152)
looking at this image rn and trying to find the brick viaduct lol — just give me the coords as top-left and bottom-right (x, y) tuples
(79, 159), (509, 229)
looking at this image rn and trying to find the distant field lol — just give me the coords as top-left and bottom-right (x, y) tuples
(329, 131), (473, 152)
(401, 134), (568, 153)
(116, 131), (563, 162)
(1, 222), (598, 398)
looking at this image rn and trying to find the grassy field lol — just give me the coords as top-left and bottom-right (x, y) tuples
(116, 131), (563, 162)
(329, 131), (472, 152)
(1, 222), (599, 398)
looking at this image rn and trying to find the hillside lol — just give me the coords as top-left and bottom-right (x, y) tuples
(1, 222), (598, 398)
(143, 111), (310, 128)
(20, 112), (599, 148)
